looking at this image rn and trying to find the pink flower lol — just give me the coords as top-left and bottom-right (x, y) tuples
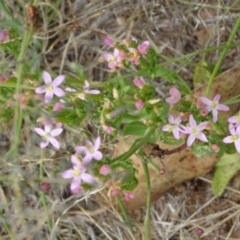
(35, 71), (65, 104)
(124, 191), (134, 201)
(133, 77), (144, 88)
(102, 125), (115, 134)
(62, 155), (95, 192)
(223, 124), (240, 153)
(135, 100), (144, 109)
(0, 29), (8, 42)
(200, 94), (229, 123)
(40, 182), (51, 192)
(103, 36), (113, 46)
(77, 80), (100, 100)
(53, 100), (65, 111)
(75, 137), (103, 164)
(128, 48), (140, 64)
(102, 48), (125, 69)
(13, 93), (27, 108)
(34, 125), (63, 149)
(162, 115), (184, 140)
(228, 111), (240, 128)
(181, 115), (208, 147)
(165, 87), (181, 105)
(99, 164), (111, 176)
(0, 76), (7, 82)
(211, 144), (219, 152)
(137, 41), (150, 54)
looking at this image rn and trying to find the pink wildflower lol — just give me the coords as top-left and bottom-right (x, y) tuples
(62, 155), (95, 192)
(35, 71), (65, 104)
(135, 100), (144, 109)
(165, 87), (181, 105)
(77, 80), (100, 100)
(137, 40), (150, 54)
(103, 36), (114, 46)
(0, 76), (6, 82)
(75, 137), (103, 164)
(99, 164), (111, 176)
(133, 77), (144, 88)
(102, 48), (125, 69)
(200, 94), (229, 123)
(102, 125), (115, 134)
(124, 191), (134, 201)
(228, 111), (240, 128)
(0, 29), (8, 42)
(162, 115), (184, 140)
(181, 115), (208, 147)
(34, 125), (63, 149)
(223, 124), (240, 153)
(53, 100), (65, 112)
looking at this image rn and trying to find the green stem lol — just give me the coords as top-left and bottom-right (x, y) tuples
(142, 159), (151, 240)
(112, 127), (155, 163)
(116, 196), (133, 233)
(9, 24), (34, 157)
(39, 154), (53, 229)
(205, 15), (240, 97)
(0, 210), (15, 239)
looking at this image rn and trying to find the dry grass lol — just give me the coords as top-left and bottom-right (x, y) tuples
(1, 0), (240, 239)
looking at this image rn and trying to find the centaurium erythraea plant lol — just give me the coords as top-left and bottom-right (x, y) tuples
(200, 94), (229, 123)
(181, 115), (209, 147)
(75, 137), (103, 165)
(228, 110), (240, 128)
(223, 124), (240, 153)
(35, 71), (65, 104)
(165, 87), (181, 105)
(62, 155), (95, 193)
(162, 115), (184, 140)
(34, 125), (63, 149)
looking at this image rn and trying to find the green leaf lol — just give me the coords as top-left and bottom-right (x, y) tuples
(122, 122), (148, 136)
(212, 152), (240, 195)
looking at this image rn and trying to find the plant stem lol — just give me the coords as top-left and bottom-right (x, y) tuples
(112, 127), (155, 163)
(116, 196), (133, 233)
(142, 159), (151, 240)
(205, 15), (240, 97)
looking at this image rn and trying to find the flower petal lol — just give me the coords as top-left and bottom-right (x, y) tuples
(83, 154), (93, 164)
(34, 128), (45, 136)
(70, 177), (81, 191)
(218, 104), (229, 111)
(234, 139), (240, 153)
(43, 71), (52, 85)
(200, 97), (212, 106)
(172, 128), (180, 139)
(93, 151), (103, 160)
(53, 87), (65, 97)
(81, 173), (95, 184)
(223, 136), (233, 144)
(71, 155), (81, 166)
(94, 137), (101, 150)
(49, 137), (60, 149)
(45, 91), (54, 103)
(213, 94), (221, 102)
(51, 128), (63, 137)
(40, 141), (49, 148)
(52, 75), (65, 87)
(75, 146), (86, 153)
(62, 169), (74, 179)
(86, 89), (100, 95)
(35, 86), (46, 94)
(189, 115), (197, 128)
(187, 134), (196, 147)
(197, 132), (208, 142)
